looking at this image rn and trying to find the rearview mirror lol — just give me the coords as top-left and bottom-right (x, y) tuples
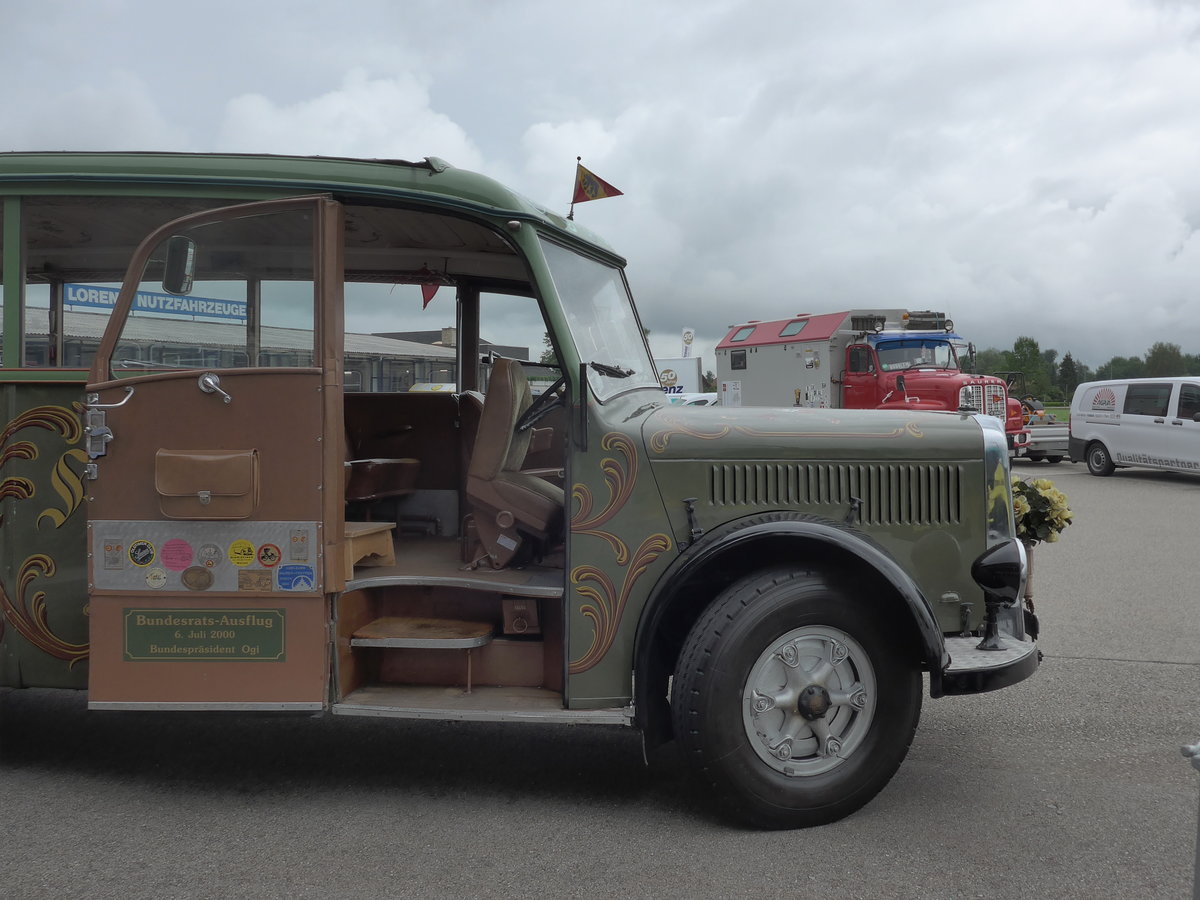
(162, 235), (196, 295)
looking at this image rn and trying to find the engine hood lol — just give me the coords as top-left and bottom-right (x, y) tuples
(888, 369), (1002, 387)
(641, 403), (984, 461)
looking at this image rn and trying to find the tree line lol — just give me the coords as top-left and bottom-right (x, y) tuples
(973, 338), (1199, 403)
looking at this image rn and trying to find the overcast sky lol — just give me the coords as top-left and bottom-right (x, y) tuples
(5, 0), (1200, 371)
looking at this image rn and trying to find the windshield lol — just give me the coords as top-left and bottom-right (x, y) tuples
(538, 237), (658, 401)
(875, 338), (958, 372)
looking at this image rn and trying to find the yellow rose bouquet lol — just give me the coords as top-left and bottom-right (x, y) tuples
(1011, 476), (1073, 545)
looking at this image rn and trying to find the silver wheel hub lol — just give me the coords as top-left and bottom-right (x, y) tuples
(742, 626), (877, 776)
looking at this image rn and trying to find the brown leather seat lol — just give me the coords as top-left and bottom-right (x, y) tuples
(465, 358), (564, 567)
(344, 427), (420, 507)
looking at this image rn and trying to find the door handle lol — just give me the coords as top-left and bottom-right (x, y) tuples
(198, 372), (233, 404)
(85, 386), (135, 409)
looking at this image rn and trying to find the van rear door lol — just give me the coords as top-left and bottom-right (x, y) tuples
(1117, 381), (1173, 469)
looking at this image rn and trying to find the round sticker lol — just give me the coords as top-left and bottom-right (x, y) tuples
(145, 567), (167, 589)
(257, 543), (282, 567)
(197, 544), (222, 569)
(161, 539), (194, 572)
(128, 540), (155, 568)
(228, 539), (256, 567)
(181, 566), (214, 591)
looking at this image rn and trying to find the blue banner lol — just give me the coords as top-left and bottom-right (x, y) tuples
(65, 283), (247, 322)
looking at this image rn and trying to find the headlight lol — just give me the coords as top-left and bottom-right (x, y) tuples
(976, 414), (1015, 546)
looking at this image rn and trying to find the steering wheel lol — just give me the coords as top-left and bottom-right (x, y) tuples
(516, 375), (566, 433)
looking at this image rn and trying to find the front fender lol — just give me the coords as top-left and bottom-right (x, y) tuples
(633, 512), (950, 741)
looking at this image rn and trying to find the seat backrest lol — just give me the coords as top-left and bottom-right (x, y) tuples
(467, 357), (532, 483)
(464, 359), (564, 567)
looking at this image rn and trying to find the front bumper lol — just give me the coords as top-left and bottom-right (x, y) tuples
(940, 634), (1041, 695)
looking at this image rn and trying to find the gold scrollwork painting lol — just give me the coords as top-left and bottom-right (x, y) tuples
(0, 402), (89, 660)
(569, 431), (672, 674)
(0, 554), (88, 666)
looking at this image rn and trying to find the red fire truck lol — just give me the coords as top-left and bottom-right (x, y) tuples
(716, 310), (1029, 450)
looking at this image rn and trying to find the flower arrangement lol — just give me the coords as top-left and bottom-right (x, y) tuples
(1012, 476), (1073, 544)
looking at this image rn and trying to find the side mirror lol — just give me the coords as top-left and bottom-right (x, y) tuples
(896, 375), (907, 393)
(162, 235), (196, 295)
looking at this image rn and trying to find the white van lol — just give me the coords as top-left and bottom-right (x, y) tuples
(1068, 377), (1200, 476)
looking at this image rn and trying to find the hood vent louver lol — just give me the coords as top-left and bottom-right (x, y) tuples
(709, 462), (963, 526)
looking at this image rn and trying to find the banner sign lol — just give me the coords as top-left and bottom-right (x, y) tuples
(65, 283), (247, 322)
(682, 327), (695, 358)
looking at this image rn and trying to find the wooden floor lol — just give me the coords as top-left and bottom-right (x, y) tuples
(345, 536), (563, 598)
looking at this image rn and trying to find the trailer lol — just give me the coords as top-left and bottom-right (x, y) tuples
(994, 372), (1069, 463)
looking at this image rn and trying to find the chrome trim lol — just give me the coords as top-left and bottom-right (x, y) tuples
(88, 701), (324, 711)
(331, 703), (632, 725)
(344, 573), (563, 599)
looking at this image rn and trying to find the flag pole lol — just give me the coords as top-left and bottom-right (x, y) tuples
(568, 156), (581, 220)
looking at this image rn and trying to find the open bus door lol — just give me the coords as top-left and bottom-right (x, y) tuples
(83, 196), (345, 710)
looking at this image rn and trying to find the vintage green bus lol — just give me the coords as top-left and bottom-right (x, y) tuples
(0, 152), (1036, 827)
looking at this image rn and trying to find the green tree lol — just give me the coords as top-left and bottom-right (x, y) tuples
(539, 332), (556, 365)
(974, 347), (1006, 376)
(1041, 349), (1059, 395)
(1008, 336), (1051, 397)
(1144, 341), (1185, 377)
(1096, 355), (1145, 379)
(1058, 353), (1080, 398)
(702, 369), (717, 392)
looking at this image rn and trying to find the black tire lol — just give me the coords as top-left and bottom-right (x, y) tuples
(1086, 441), (1115, 476)
(671, 567), (921, 829)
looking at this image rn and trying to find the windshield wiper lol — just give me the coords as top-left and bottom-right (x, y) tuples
(589, 361), (634, 378)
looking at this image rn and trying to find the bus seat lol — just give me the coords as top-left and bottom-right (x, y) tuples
(465, 358), (563, 568)
(344, 427), (420, 505)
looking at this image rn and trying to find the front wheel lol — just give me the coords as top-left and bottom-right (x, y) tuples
(1086, 441), (1115, 476)
(671, 567), (921, 829)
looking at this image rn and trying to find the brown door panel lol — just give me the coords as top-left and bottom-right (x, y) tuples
(89, 370), (325, 522)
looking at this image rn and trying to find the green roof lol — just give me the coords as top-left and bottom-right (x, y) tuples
(0, 151), (621, 261)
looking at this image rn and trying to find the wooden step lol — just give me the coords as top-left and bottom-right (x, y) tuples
(351, 616), (493, 649)
(350, 616), (493, 693)
(343, 521), (396, 579)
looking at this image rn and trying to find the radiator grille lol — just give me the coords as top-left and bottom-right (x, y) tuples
(960, 384), (1007, 419)
(708, 462), (963, 526)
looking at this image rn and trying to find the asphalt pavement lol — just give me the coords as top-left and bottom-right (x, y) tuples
(1, 458), (1197, 899)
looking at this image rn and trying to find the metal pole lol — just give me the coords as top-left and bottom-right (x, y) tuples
(1183, 741), (1200, 900)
